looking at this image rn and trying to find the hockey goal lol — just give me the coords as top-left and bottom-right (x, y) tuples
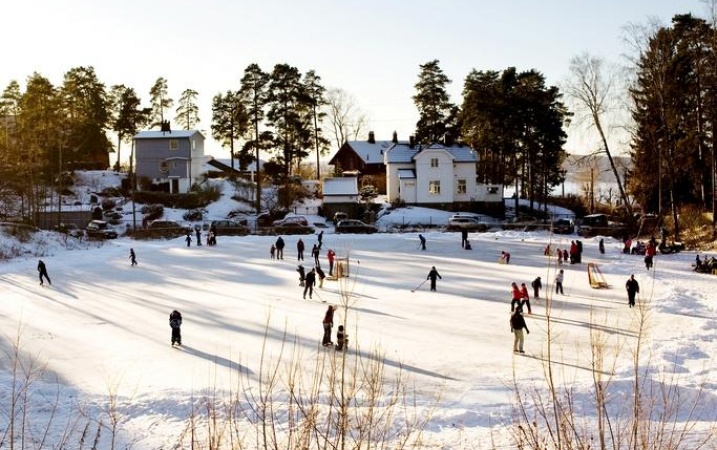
(587, 263), (609, 289)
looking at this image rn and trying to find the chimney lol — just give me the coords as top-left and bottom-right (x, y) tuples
(368, 131), (375, 144)
(160, 120), (172, 133)
(392, 131), (398, 143)
(443, 132), (453, 147)
(409, 135), (415, 148)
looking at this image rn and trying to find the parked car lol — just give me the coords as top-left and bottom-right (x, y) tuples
(256, 210), (289, 228)
(578, 214), (627, 237)
(210, 219), (250, 236)
(446, 215), (488, 232)
(274, 222), (315, 235)
(553, 218), (575, 234)
(335, 219), (378, 234)
(86, 220), (118, 239)
(273, 215), (309, 227)
(147, 220), (192, 238)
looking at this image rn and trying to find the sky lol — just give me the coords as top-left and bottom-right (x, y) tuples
(1, 0), (706, 160)
(1, 173), (716, 448)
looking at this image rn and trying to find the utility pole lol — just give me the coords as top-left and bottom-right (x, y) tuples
(58, 140), (63, 228)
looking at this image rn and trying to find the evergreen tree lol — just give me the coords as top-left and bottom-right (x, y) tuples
(110, 85), (150, 171)
(175, 88), (200, 130)
(238, 63), (271, 212)
(413, 60), (456, 144)
(211, 90), (250, 171)
(149, 77), (173, 129)
(303, 70), (330, 179)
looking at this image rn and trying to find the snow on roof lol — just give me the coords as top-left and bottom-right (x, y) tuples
(343, 140), (397, 164)
(214, 158), (265, 171)
(134, 130), (204, 139)
(323, 177), (358, 195)
(386, 143), (477, 164)
(397, 169), (416, 179)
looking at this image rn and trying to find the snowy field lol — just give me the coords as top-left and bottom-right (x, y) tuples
(1, 226), (717, 448)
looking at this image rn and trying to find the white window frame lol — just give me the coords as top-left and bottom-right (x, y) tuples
(457, 179), (467, 195)
(430, 158), (439, 168)
(169, 139), (179, 150)
(429, 180), (441, 195)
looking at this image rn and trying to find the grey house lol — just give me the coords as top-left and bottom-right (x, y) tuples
(133, 130), (206, 193)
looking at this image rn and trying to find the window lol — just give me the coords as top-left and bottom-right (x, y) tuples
(429, 180), (441, 195)
(169, 139), (178, 150)
(430, 158), (439, 168)
(487, 186), (499, 194)
(159, 161), (168, 173)
(457, 179), (467, 195)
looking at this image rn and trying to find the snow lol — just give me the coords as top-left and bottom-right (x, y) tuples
(1, 182), (717, 448)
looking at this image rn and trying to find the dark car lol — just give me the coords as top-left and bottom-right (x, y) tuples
(210, 219), (250, 236)
(55, 223), (84, 238)
(332, 212), (348, 224)
(256, 210), (289, 228)
(147, 220), (192, 238)
(553, 218), (575, 234)
(86, 220), (118, 239)
(335, 219), (378, 234)
(274, 222), (315, 235)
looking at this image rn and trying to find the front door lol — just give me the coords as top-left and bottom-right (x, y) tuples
(171, 178), (179, 193)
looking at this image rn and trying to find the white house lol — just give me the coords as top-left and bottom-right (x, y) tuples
(385, 142), (482, 205)
(322, 177), (359, 204)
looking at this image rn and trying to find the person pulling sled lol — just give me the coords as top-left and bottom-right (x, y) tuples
(169, 310), (183, 346)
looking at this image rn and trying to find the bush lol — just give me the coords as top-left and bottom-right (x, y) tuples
(183, 208), (205, 222)
(133, 191), (216, 209)
(140, 204), (164, 222)
(101, 198), (116, 211)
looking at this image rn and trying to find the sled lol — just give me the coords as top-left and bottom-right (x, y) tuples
(587, 263), (609, 289)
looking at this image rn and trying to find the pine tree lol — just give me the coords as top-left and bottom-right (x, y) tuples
(211, 90), (250, 171)
(175, 88), (200, 130)
(110, 85), (150, 171)
(303, 70), (330, 179)
(413, 60), (455, 144)
(149, 77), (173, 129)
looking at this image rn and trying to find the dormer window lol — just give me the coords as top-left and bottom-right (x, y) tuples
(430, 158), (439, 168)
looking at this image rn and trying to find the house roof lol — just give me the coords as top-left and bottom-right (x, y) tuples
(329, 140), (402, 166)
(323, 177), (358, 196)
(134, 130), (204, 139)
(397, 169), (416, 179)
(385, 142), (477, 164)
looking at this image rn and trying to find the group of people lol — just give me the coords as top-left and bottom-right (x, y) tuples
(321, 305), (348, 350)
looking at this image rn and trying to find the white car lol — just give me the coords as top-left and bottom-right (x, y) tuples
(446, 215), (488, 232)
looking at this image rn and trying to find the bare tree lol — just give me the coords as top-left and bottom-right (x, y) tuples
(324, 88), (368, 150)
(564, 53), (633, 219)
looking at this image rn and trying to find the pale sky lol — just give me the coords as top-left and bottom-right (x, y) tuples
(1, 0), (704, 160)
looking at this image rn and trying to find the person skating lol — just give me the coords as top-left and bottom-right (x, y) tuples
(37, 259), (51, 286)
(555, 269), (564, 295)
(297, 264), (306, 287)
(510, 308), (530, 354)
(303, 268), (316, 299)
(418, 234), (426, 251)
(464, 239), (472, 250)
(185, 234), (192, 247)
(317, 230), (323, 248)
(195, 227), (202, 246)
(311, 244), (320, 266)
(315, 265), (325, 288)
(645, 241), (656, 270)
(626, 274), (640, 308)
(297, 238), (305, 261)
(556, 247), (563, 265)
(531, 276), (542, 299)
(275, 236), (285, 260)
(270, 244), (276, 259)
(520, 282), (532, 314)
(569, 241), (578, 264)
(129, 248), (137, 266)
(599, 238), (605, 254)
(426, 266), (442, 291)
(562, 249), (568, 263)
(169, 310), (183, 346)
(461, 229), (468, 248)
(510, 282), (522, 311)
(322, 305), (335, 346)
(335, 325), (348, 351)
(500, 251), (510, 264)
(327, 249), (336, 276)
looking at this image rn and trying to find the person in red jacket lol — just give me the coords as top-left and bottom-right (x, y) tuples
(644, 241), (657, 270)
(569, 241), (578, 264)
(327, 249), (336, 276)
(510, 282), (522, 312)
(322, 305), (335, 346)
(520, 282), (532, 314)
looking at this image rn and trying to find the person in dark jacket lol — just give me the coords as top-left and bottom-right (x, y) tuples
(315, 265), (326, 288)
(311, 244), (320, 266)
(531, 276), (542, 298)
(317, 230), (324, 248)
(129, 248), (137, 266)
(322, 305), (335, 346)
(461, 229), (468, 248)
(37, 260), (51, 286)
(297, 264), (306, 286)
(303, 268), (316, 299)
(297, 238), (305, 261)
(335, 325), (348, 351)
(626, 274), (640, 308)
(169, 310), (183, 346)
(599, 238), (605, 254)
(185, 234), (192, 247)
(510, 308), (530, 353)
(418, 234), (426, 250)
(275, 236), (285, 260)
(195, 227), (202, 246)
(426, 266), (442, 291)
